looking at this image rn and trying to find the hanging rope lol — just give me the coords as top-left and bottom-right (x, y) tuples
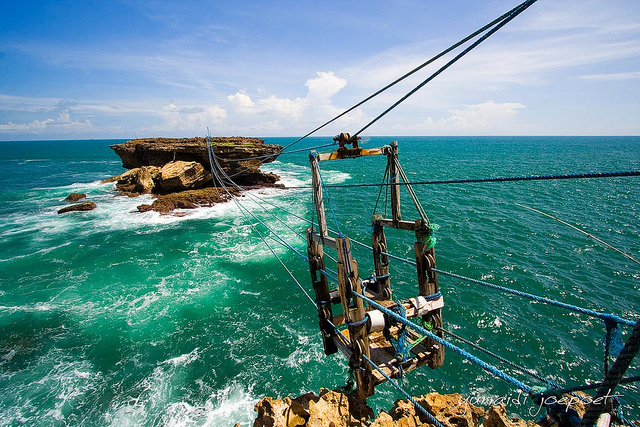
(433, 268), (636, 327)
(353, 290), (534, 393)
(515, 203), (640, 266)
(283, 170), (640, 190)
(439, 327), (562, 388)
(206, 135), (317, 306)
(349, 0), (538, 141)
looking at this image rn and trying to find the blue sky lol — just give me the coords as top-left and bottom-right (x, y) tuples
(1, 0), (639, 140)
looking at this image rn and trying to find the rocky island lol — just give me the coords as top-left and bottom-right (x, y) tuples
(104, 136), (283, 213)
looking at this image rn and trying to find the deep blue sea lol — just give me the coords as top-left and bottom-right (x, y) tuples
(0, 136), (638, 426)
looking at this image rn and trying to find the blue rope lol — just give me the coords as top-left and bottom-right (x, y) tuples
(383, 302), (410, 366)
(319, 268), (339, 283)
(604, 318), (624, 357)
(353, 291), (534, 394)
(433, 269), (636, 327)
(423, 291), (442, 301)
(441, 327), (561, 388)
(347, 317), (369, 328)
(285, 170), (640, 190)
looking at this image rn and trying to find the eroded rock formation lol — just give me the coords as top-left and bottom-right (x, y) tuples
(105, 137), (283, 213)
(109, 137), (282, 186)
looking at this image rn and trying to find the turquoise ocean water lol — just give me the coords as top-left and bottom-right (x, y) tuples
(0, 136), (638, 425)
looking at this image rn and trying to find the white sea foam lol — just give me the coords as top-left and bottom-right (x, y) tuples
(161, 348), (200, 368)
(4, 162), (317, 239)
(104, 361), (256, 427)
(263, 160), (351, 186)
(0, 302), (58, 313)
(0, 349), (103, 426)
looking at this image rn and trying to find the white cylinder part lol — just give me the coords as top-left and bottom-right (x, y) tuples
(367, 310), (386, 333)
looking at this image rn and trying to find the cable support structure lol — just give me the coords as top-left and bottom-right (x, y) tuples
(282, 170), (640, 190)
(349, 0), (538, 141)
(207, 142), (639, 422)
(209, 0), (542, 164)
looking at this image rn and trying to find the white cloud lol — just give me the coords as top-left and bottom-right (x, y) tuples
(0, 119), (55, 132)
(224, 71), (367, 134)
(227, 92), (255, 111)
(388, 100), (527, 135)
(442, 100), (526, 130)
(578, 71), (640, 81)
(0, 118), (93, 135)
(150, 103), (228, 133)
(305, 71), (347, 100)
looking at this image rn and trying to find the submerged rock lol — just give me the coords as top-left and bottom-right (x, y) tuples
(64, 192), (86, 202)
(136, 187), (241, 214)
(58, 202), (97, 214)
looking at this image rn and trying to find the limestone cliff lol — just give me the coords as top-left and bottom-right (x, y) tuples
(109, 136), (282, 186)
(105, 136), (283, 213)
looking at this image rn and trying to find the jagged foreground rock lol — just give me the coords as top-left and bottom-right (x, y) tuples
(248, 389), (596, 427)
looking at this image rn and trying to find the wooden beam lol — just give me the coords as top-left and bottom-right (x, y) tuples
(387, 142), (401, 223)
(307, 227), (337, 355)
(375, 218), (419, 231)
(310, 232), (337, 249)
(371, 216), (391, 299)
(336, 236), (375, 399)
(317, 147), (384, 161)
(309, 153), (328, 239)
(414, 235), (445, 369)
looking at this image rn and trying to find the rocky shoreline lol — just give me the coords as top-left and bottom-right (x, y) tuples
(245, 388), (593, 427)
(103, 136), (282, 214)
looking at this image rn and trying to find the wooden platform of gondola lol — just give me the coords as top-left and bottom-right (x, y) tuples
(336, 324), (435, 384)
